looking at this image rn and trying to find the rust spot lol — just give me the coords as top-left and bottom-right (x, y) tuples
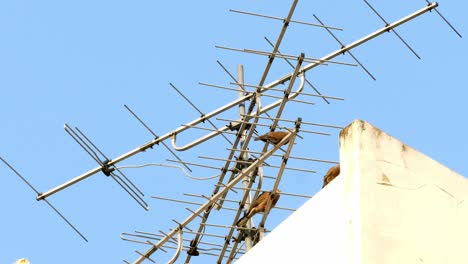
(401, 144), (408, 152)
(339, 119), (365, 141)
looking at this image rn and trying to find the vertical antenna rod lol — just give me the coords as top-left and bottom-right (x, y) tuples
(237, 64), (254, 251)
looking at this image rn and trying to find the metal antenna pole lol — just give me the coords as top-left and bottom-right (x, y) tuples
(237, 64), (254, 251)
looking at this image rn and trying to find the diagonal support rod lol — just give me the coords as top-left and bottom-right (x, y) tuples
(313, 14), (377, 80)
(124, 104), (192, 173)
(169, 82), (233, 146)
(424, 0), (462, 38)
(363, 0), (421, 59)
(0, 157), (88, 242)
(264, 36), (330, 104)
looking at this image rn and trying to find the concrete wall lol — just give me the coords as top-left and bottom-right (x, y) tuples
(236, 120), (468, 264)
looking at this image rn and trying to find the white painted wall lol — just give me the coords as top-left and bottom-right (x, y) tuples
(236, 120), (468, 264)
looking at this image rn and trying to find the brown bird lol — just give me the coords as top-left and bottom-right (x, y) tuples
(322, 164), (340, 188)
(254, 131), (289, 145)
(236, 189), (281, 227)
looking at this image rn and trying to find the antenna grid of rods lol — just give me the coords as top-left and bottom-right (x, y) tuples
(1, 1), (462, 263)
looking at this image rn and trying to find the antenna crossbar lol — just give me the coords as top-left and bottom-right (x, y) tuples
(229, 9), (343, 31)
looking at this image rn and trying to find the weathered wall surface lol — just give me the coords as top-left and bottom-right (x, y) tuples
(235, 174), (347, 264)
(341, 120), (468, 264)
(236, 120), (468, 264)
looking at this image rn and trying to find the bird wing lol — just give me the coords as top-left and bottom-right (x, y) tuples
(246, 191), (269, 218)
(251, 191), (268, 209)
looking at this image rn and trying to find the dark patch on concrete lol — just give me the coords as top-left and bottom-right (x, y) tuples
(381, 174), (391, 185)
(401, 144), (408, 152)
(339, 119), (365, 141)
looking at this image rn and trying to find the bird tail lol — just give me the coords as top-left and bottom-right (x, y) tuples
(236, 215), (249, 227)
(254, 135), (262, 141)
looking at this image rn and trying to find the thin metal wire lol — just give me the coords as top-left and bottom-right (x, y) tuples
(244, 48), (357, 66)
(116, 163), (220, 181)
(166, 159), (220, 170)
(424, 0), (462, 38)
(264, 36), (331, 104)
(183, 230), (226, 239)
(216, 45), (357, 67)
(199, 81), (344, 101)
(1, 157), (41, 195)
(230, 81), (343, 101)
(0, 157), (88, 242)
(132, 230), (228, 249)
(216, 117), (327, 136)
(261, 93), (316, 105)
(183, 193), (297, 212)
(152, 196), (236, 211)
(198, 155), (316, 173)
(123, 104), (193, 173)
(229, 148), (339, 164)
(74, 127), (109, 160)
(185, 207), (204, 219)
(135, 250), (155, 263)
(224, 185), (314, 199)
(169, 83), (233, 146)
(229, 9), (343, 31)
(109, 173), (149, 210)
(71, 125), (146, 199)
(241, 114), (344, 129)
(363, 0), (421, 59)
(216, 60), (240, 86)
(313, 14), (377, 80)
(64, 124), (102, 165)
(201, 222), (266, 232)
(180, 124), (238, 135)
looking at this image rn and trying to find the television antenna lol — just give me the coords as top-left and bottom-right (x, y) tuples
(1, 0), (461, 263)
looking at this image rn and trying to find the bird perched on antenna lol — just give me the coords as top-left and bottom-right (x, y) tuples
(322, 164), (340, 188)
(236, 189), (281, 227)
(254, 131), (289, 145)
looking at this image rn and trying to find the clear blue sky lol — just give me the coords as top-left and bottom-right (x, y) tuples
(1, 1), (466, 263)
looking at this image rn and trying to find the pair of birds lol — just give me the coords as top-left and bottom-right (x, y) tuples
(233, 131), (287, 227)
(237, 131), (338, 228)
